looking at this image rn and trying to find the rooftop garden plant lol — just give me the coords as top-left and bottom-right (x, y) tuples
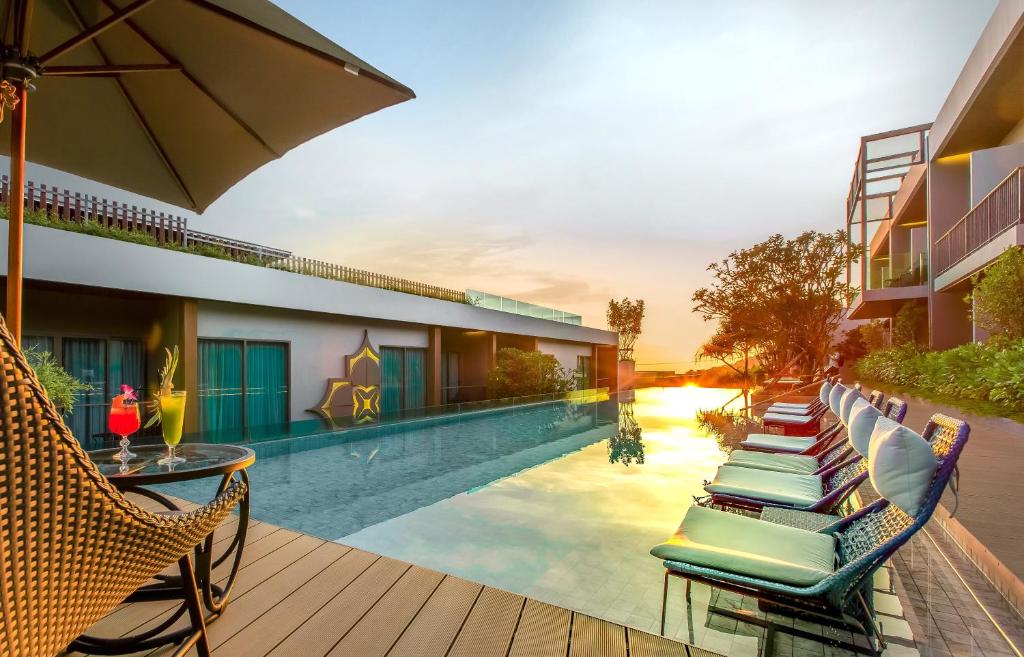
(486, 347), (575, 398)
(24, 347), (91, 414)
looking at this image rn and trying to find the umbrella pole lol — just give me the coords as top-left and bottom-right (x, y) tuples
(6, 80), (27, 345)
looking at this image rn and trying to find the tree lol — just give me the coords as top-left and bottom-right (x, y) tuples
(486, 348), (575, 398)
(892, 302), (928, 347)
(607, 298), (645, 361)
(969, 246), (1024, 340)
(695, 322), (756, 384)
(691, 230), (857, 378)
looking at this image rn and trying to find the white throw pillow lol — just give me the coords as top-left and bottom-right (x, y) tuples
(829, 383), (847, 415)
(819, 381), (833, 405)
(868, 421), (938, 516)
(848, 399), (883, 457)
(840, 388), (864, 426)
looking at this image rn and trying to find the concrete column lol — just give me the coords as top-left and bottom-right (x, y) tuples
(426, 326), (442, 407)
(590, 344), (599, 388)
(487, 332), (497, 371)
(928, 154), (973, 349)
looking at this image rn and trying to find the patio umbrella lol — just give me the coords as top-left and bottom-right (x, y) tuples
(0, 0), (414, 342)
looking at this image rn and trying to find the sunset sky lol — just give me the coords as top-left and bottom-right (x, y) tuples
(17, 0), (997, 369)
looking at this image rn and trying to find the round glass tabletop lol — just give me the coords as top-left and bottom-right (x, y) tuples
(89, 443), (255, 487)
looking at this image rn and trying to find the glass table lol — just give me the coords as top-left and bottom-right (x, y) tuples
(75, 443), (255, 655)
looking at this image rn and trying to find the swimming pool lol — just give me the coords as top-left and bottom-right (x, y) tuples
(158, 386), (935, 656)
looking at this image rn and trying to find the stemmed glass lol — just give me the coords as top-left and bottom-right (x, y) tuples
(108, 392), (141, 462)
(158, 390), (187, 466)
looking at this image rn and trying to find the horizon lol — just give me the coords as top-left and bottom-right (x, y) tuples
(6, 0), (998, 370)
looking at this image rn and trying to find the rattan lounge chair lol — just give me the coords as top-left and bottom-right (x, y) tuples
(740, 388), (883, 455)
(724, 397), (907, 476)
(0, 315), (247, 657)
(702, 396), (906, 514)
(653, 413), (969, 655)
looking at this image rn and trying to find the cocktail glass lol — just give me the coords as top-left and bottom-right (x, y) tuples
(157, 390), (187, 465)
(108, 395), (141, 461)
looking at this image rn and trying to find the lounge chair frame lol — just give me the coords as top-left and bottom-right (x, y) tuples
(661, 414), (969, 657)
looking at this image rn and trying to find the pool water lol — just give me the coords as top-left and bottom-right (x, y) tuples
(160, 386), (923, 656)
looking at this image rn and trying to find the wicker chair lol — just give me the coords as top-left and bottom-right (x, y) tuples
(0, 315), (246, 657)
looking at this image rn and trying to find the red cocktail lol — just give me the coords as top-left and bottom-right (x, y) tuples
(109, 392), (141, 462)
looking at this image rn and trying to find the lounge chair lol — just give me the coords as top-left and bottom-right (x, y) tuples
(0, 314), (247, 657)
(760, 381), (864, 437)
(741, 386), (882, 455)
(702, 395), (901, 513)
(725, 397), (906, 475)
(652, 413), (969, 655)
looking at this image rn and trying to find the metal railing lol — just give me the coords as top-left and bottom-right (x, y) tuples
(935, 167), (1022, 275)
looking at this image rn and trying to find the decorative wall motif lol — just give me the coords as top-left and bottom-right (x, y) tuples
(310, 331), (381, 424)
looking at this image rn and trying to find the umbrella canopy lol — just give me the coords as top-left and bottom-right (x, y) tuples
(0, 0), (414, 340)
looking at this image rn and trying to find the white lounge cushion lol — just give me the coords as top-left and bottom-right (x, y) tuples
(829, 383), (848, 415)
(740, 434), (817, 453)
(726, 450), (821, 474)
(868, 420), (937, 516)
(706, 466), (824, 507)
(840, 388), (864, 426)
(763, 412), (817, 425)
(848, 399), (883, 457)
(819, 381), (833, 405)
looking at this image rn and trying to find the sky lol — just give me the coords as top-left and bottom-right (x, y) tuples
(17, 0), (998, 369)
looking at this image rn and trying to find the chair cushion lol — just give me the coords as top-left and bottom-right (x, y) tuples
(763, 412), (817, 425)
(839, 388), (864, 426)
(706, 465), (825, 507)
(848, 399), (883, 457)
(819, 381), (833, 405)
(741, 434), (817, 453)
(868, 420), (937, 516)
(726, 450), (821, 475)
(651, 506), (836, 587)
(766, 405), (815, 416)
(772, 401), (815, 409)
(829, 383), (848, 415)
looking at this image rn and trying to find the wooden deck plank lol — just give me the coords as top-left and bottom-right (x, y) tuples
(264, 556), (409, 657)
(446, 586), (526, 657)
(569, 613), (628, 657)
(385, 576), (483, 657)
(508, 599), (572, 657)
(627, 627), (688, 657)
(214, 547), (379, 657)
(203, 541), (352, 651)
(326, 566), (445, 657)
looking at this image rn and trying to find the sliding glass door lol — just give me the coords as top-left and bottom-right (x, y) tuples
(60, 337), (146, 449)
(198, 339), (288, 434)
(381, 346), (427, 414)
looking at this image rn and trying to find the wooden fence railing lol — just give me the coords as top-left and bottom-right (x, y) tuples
(934, 167), (1023, 275)
(0, 176), (469, 305)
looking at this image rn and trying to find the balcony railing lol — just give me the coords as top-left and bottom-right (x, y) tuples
(935, 167), (1023, 275)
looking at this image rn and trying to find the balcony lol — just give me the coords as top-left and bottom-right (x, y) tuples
(934, 167), (1023, 290)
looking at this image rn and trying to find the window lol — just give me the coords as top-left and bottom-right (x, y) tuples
(24, 335), (54, 355)
(576, 355), (592, 390)
(381, 347), (427, 413)
(61, 337), (146, 449)
(198, 339), (288, 434)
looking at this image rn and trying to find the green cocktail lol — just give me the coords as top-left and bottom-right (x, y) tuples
(158, 390), (187, 465)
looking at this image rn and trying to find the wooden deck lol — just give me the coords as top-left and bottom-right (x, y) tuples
(73, 509), (707, 657)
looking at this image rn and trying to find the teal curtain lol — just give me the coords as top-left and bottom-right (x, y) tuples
(109, 339), (145, 397)
(198, 340), (244, 433)
(404, 349), (426, 410)
(245, 342), (287, 429)
(63, 338), (106, 448)
(381, 347), (402, 414)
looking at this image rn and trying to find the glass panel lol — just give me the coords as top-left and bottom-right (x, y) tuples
(403, 349), (426, 410)
(63, 338), (107, 449)
(109, 339), (145, 397)
(381, 347), (402, 414)
(198, 340), (244, 433)
(246, 342), (288, 429)
(442, 352), (460, 404)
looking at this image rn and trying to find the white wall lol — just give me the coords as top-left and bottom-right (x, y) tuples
(536, 339), (592, 374)
(970, 141), (1024, 205)
(197, 301), (428, 420)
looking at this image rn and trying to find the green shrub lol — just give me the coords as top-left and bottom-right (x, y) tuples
(24, 348), (91, 414)
(969, 247), (1024, 339)
(486, 348), (575, 398)
(856, 340), (1024, 411)
(892, 302), (928, 346)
